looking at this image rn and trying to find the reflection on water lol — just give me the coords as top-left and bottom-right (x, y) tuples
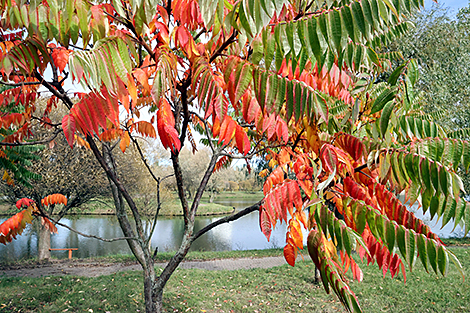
(0, 197), (462, 262)
(0, 198), (290, 262)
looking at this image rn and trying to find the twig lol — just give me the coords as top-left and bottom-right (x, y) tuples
(209, 31), (238, 62)
(0, 129), (61, 146)
(191, 201), (261, 242)
(36, 209), (138, 242)
(127, 130), (161, 183)
(190, 110), (215, 152)
(0, 80), (42, 87)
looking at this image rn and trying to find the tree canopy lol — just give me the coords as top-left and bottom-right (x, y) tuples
(0, 0), (468, 312)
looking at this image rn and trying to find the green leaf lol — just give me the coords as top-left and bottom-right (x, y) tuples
(437, 245), (448, 276)
(342, 225), (352, 256)
(370, 88), (396, 114)
(441, 196), (456, 228)
(438, 166), (450, 197)
(431, 195), (443, 221)
(427, 239), (438, 274)
(355, 203), (366, 234)
(234, 63), (253, 104)
(341, 6), (356, 43)
(429, 161), (440, 194)
(352, 1), (367, 39)
(332, 219), (342, 251)
(417, 234), (429, 273)
(396, 225), (407, 261)
(406, 230), (416, 271)
(305, 18), (322, 67)
(330, 9), (343, 54)
(465, 203), (470, 236)
(379, 100), (395, 137)
(385, 220), (395, 252)
(388, 62), (407, 85)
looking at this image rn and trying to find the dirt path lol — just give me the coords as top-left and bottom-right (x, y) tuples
(0, 255), (298, 278)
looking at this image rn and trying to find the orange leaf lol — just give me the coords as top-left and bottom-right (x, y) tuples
(284, 243), (297, 266)
(235, 125), (250, 155)
(120, 131), (130, 153)
(133, 69), (151, 95)
(127, 73), (138, 107)
(41, 194), (67, 207)
(131, 121), (157, 138)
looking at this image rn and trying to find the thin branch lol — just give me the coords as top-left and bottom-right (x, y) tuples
(88, 198), (115, 210)
(219, 144), (285, 160)
(191, 201), (261, 242)
(127, 130), (161, 183)
(194, 29), (206, 41)
(176, 78), (192, 145)
(68, 43), (91, 51)
(292, 129), (305, 151)
(36, 209), (138, 242)
(190, 110), (215, 152)
(31, 116), (62, 128)
(0, 80), (42, 87)
(147, 175), (174, 246)
(209, 30), (238, 62)
(0, 129), (61, 146)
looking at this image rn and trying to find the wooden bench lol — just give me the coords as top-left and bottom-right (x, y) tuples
(49, 248), (78, 259)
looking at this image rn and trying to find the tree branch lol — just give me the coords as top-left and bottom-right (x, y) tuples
(127, 130), (161, 184)
(189, 153), (219, 221)
(210, 30), (238, 62)
(36, 208), (138, 242)
(0, 80), (42, 87)
(190, 110), (215, 152)
(191, 201), (261, 242)
(0, 129), (61, 146)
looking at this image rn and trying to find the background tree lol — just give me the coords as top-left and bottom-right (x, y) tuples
(387, 4), (470, 194)
(0, 1), (468, 313)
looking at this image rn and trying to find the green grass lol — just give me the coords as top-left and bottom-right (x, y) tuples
(1, 248), (469, 312)
(0, 248), (286, 268)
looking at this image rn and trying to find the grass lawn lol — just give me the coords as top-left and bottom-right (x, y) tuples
(1, 247), (469, 312)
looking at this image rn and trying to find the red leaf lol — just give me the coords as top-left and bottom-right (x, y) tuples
(320, 144), (338, 173)
(218, 116), (236, 145)
(235, 125), (250, 155)
(15, 198), (34, 209)
(284, 243), (297, 266)
(41, 217), (58, 234)
(157, 99), (181, 153)
(51, 47), (70, 73)
(259, 208), (272, 241)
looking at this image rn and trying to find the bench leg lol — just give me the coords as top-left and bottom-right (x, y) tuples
(68, 249), (72, 259)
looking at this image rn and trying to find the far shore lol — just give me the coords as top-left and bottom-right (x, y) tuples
(0, 191), (263, 217)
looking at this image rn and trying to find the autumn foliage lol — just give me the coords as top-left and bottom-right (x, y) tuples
(0, 0), (468, 312)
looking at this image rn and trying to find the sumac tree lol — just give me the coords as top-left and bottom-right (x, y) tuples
(0, 0), (467, 312)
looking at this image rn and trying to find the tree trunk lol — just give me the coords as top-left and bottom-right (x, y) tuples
(37, 222), (51, 261)
(101, 143), (158, 313)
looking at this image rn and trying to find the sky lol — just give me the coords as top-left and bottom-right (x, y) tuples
(425, 0), (468, 12)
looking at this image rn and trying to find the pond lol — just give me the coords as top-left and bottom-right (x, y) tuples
(0, 198), (463, 262)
